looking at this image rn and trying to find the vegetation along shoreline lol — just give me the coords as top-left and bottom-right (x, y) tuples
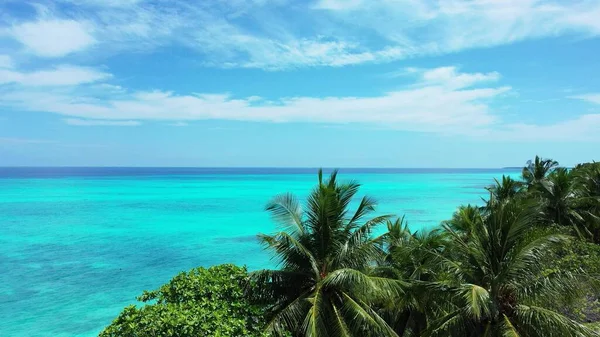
(100, 156), (600, 337)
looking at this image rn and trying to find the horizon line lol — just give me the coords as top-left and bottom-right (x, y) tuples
(0, 166), (523, 169)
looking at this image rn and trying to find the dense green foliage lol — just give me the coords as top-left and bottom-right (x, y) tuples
(100, 264), (267, 337)
(102, 157), (600, 337)
(428, 199), (593, 336)
(253, 170), (402, 336)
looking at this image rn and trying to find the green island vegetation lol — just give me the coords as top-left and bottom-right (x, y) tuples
(101, 156), (600, 337)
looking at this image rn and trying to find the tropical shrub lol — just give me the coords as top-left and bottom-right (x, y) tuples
(547, 237), (600, 323)
(100, 264), (267, 337)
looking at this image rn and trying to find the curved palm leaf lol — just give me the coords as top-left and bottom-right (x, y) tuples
(255, 169), (396, 336)
(426, 198), (595, 337)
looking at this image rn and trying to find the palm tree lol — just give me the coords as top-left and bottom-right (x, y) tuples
(572, 163), (600, 243)
(442, 204), (483, 238)
(535, 168), (590, 238)
(522, 156), (559, 187)
(425, 199), (596, 337)
(575, 162), (600, 198)
(485, 175), (524, 204)
(253, 170), (403, 337)
(374, 217), (448, 336)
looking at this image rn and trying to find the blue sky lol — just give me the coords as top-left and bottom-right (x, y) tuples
(1, 0), (599, 167)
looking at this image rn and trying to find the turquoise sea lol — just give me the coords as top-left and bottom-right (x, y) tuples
(0, 168), (519, 336)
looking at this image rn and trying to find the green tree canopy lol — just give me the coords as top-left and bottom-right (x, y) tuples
(428, 199), (596, 337)
(253, 169), (403, 337)
(522, 155), (559, 187)
(100, 264), (267, 337)
(486, 175), (524, 204)
(100, 159), (600, 337)
(374, 217), (448, 336)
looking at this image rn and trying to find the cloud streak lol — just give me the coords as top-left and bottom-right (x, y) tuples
(491, 114), (600, 142)
(0, 65), (111, 86)
(2, 1), (599, 69)
(0, 137), (56, 144)
(420, 67), (501, 89)
(0, 66), (509, 134)
(571, 93), (600, 105)
(0, 61), (598, 141)
(64, 118), (141, 126)
(0, 55), (13, 69)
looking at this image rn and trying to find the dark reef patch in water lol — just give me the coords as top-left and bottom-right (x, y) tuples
(213, 235), (258, 244)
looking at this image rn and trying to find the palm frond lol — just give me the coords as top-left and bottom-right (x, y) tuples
(340, 292), (399, 337)
(302, 286), (328, 337)
(347, 196), (378, 228)
(424, 309), (466, 337)
(250, 269), (313, 306)
(459, 284), (491, 320)
(266, 193), (305, 234)
(502, 233), (569, 285)
(258, 232), (320, 277)
(501, 314), (521, 337)
(263, 289), (312, 336)
(513, 304), (600, 337)
(331, 302), (352, 337)
(323, 268), (407, 300)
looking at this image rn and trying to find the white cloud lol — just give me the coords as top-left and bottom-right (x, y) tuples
(64, 118), (141, 126)
(75, 0), (144, 7)
(10, 19), (96, 57)
(312, 0), (364, 10)
(113, 0), (600, 68)
(0, 63), (598, 141)
(0, 137), (55, 144)
(2, 1), (598, 69)
(571, 93), (600, 105)
(317, 0), (600, 58)
(421, 67), (501, 89)
(490, 114), (600, 142)
(0, 65), (111, 86)
(0, 55), (13, 69)
(0, 66), (507, 133)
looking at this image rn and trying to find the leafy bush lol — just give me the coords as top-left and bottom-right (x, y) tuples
(100, 264), (267, 337)
(554, 238), (600, 276)
(549, 238), (600, 323)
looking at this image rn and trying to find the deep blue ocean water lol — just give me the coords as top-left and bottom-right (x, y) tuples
(0, 168), (519, 336)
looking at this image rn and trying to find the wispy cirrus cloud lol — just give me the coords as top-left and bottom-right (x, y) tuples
(418, 66), (501, 89)
(314, 0), (600, 55)
(491, 114), (600, 142)
(1, 61), (599, 140)
(2, 1), (600, 69)
(0, 137), (56, 144)
(0, 55), (13, 69)
(64, 118), (141, 126)
(0, 65), (110, 86)
(0, 66), (507, 132)
(312, 0), (363, 10)
(571, 93), (600, 105)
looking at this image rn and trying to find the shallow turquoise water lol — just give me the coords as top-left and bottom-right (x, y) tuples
(0, 168), (518, 336)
